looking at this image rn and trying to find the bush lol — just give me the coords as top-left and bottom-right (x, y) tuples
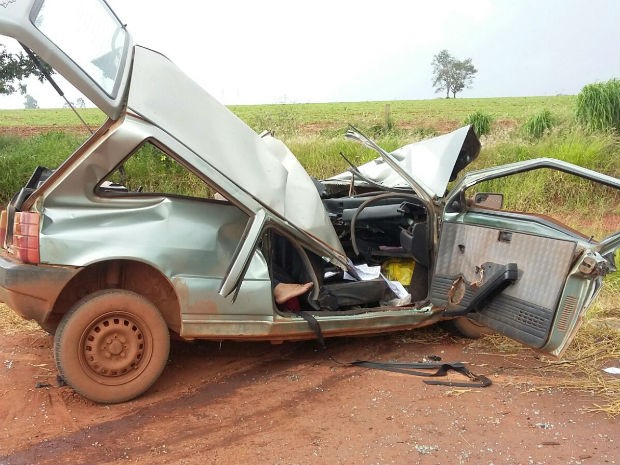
(576, 79), (620, 132)
(522, 109), (555, 139)
(463, 111), (493, 136)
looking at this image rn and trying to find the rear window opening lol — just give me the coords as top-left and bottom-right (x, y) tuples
(96, 140), (220, 200)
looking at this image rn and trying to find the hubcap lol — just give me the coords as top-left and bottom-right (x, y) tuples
(81, 313), (147, 380)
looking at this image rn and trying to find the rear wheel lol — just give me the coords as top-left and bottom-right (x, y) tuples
(54, 289), (170, 403)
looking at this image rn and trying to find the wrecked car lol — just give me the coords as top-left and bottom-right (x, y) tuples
(0, 0), (619, 403)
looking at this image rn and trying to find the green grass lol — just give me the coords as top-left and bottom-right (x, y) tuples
(0, 132), (86, 205)
(473, 129), (620, 237)
(107, 142), (215, 198)
(521, 108), (556, 139)
(576, 79), (620, 132)
(1, 95), (576, 138)
(0, 108), (105, 128)
(463, 111), (493, 136)
(229, 96), (576, 138)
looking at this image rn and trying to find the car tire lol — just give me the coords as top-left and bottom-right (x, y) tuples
(54, 289), (170, 403)
(449, 316), (494, 339)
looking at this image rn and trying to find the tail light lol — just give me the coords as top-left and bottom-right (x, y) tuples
(0, 210), (6, 248)
(12, 211), (40, 264)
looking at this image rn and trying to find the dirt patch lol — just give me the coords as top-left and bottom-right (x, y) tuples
(559, 213), (620, 240)
(602, 214), (620, 231)
(398, 119), (460, 134)
(0, 326), (618, 465)
(494, 119), (519, 130)
(0, 125), (89, 137)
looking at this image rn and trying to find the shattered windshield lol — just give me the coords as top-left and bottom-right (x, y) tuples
(32, 0), (127, 97)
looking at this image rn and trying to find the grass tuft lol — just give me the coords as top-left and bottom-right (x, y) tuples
(576, 79), (620, 132)
(522, 109), (555, 139)
(464, 111), (493, 137)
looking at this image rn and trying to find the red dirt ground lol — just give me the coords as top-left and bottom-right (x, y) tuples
(0, 326), (618, 465)
(0, 125), (91, 137)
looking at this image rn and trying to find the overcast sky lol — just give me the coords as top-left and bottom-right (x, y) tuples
(1, 0), (619, 108)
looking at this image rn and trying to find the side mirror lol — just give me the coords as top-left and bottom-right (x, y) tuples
(473, 192), (503, 209)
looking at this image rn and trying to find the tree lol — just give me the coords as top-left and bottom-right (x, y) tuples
(431, 49), (478, 98)
(0, 44), (52, 96)
(62, 98), (85, 109)
(23, 94), (39, 109)
(431, 50), (454, 99)
(449, 58), (477, 98)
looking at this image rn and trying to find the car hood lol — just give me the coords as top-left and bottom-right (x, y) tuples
(325, 126), (481, 199)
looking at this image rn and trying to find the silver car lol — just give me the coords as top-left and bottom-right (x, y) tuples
(1, 0), (618, 403)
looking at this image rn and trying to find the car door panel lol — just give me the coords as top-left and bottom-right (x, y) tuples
(431, 220), (580, 349)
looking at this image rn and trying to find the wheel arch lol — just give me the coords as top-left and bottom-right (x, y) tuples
(49, 259), (181, 334)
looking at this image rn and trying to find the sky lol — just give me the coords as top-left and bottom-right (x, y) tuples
(1, 0), (619, 109)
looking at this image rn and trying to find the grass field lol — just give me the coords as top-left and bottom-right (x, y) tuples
(0, 107), (105, 128)
(230, 96), (577, 137)
(1, 95), (576, 137)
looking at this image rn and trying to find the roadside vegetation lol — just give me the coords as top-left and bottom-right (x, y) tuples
(576, 79), (620, 132)
(0, 94), (618, 414)
(521, 108), (555, 139)
(463, 111), (493, 137)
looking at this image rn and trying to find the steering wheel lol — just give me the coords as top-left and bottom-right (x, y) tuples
(349, 192), (421, 257)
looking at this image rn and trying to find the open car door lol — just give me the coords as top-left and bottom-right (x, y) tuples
(0, 0), (132, 120)
(430, 158), (620, 357)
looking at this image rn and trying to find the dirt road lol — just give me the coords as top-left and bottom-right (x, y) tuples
(0, 326), (618, 465)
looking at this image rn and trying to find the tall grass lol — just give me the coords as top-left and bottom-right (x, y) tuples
(1, 124), (619, 216)
(0, 132), (85, 205)
(287, 135), (410, 180)
(474, 127), (620, 174)
(106, 143), (215, 198)
(472, 129), (620, 238)
(521, 109), (555, 139)
(576, 79), (620, 132)
(463, 111), (493, 137)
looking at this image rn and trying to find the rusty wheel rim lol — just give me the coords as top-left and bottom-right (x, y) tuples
(79, 312), (152, 386)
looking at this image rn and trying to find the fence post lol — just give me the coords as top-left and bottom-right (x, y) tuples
(384, 104), (393, 132)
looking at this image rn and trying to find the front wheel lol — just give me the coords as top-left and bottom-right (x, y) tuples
(54, 289), (170, 403)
